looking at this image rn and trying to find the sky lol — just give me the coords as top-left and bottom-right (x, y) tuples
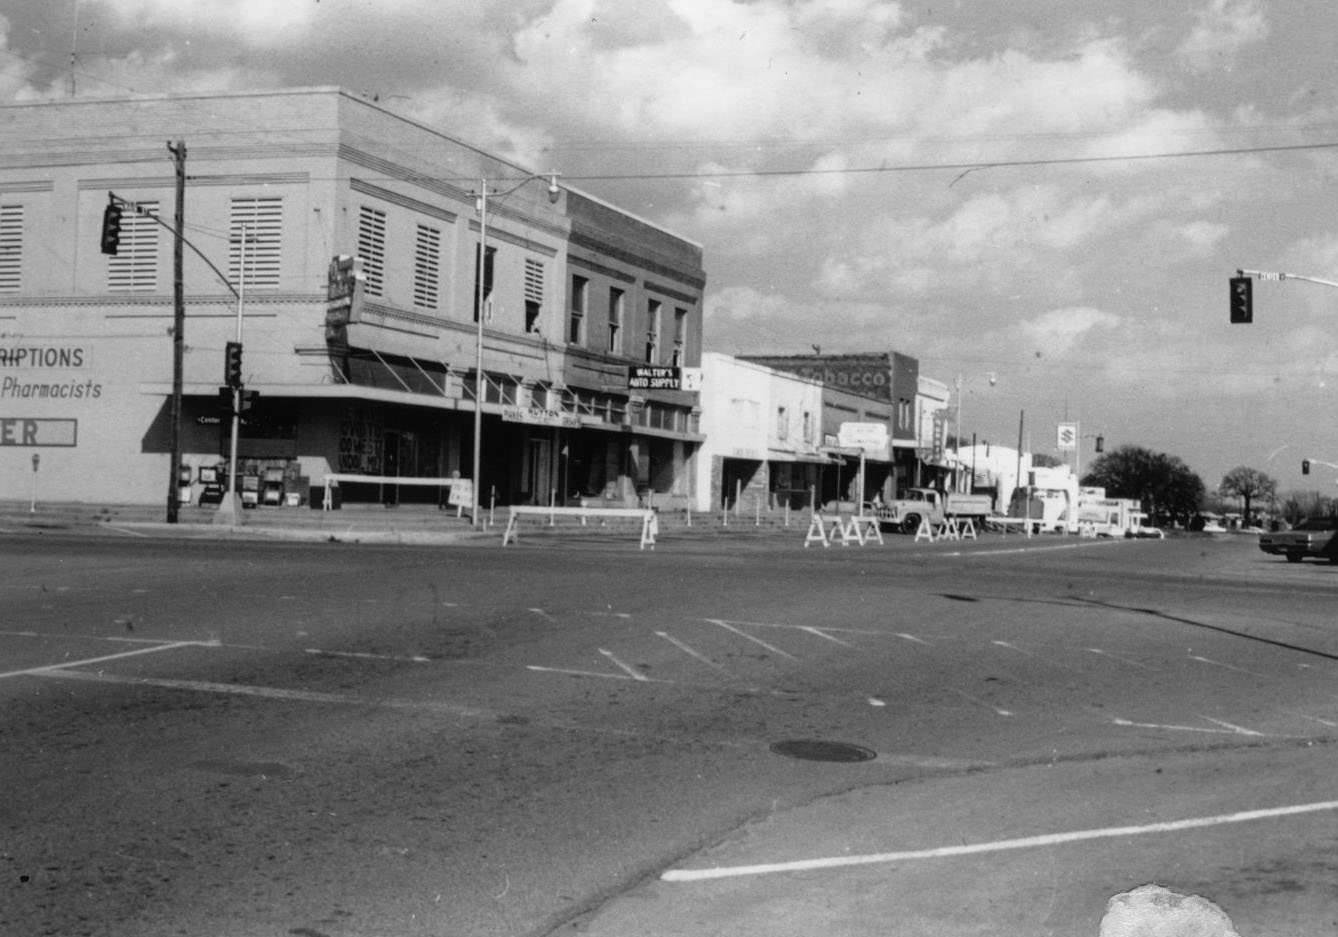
(4, 0), (1338, 498)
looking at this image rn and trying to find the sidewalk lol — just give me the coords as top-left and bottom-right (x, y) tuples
(565, 743), (1325, 937)
(0, 500), (827, 547)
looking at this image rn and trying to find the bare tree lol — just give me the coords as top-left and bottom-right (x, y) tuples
(1218, 466), (1277, 525)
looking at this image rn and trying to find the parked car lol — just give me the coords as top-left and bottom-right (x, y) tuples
(1258, 516), (1338, 563)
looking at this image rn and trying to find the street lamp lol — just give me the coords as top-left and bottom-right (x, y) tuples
(954, 372), (995, 492)
(469, 172), (561, 528)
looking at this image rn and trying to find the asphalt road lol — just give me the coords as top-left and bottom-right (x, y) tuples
(2, 529), (1336, 936)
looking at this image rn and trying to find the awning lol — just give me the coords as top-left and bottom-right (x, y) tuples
(138, 381), (705, 443)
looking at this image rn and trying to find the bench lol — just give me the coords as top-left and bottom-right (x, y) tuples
(502, 506), (658, 549)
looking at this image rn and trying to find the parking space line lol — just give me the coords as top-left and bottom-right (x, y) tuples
(0, 640), (211, 681)
(1112, 716), (1268, 737)
(656, 631), (729, 673)
(599, 648), (650, 681)
(705, 619), (798, 660)
(661, 799), (1338, 882)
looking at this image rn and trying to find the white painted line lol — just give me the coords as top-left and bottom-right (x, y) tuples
(1113, 716), (1267, 737)
(305, 648), (432, 663)
(800, 626), (857, 649)
(661, 799), (1338, 882)
(42, 668), (500, 719)
(526, 665), (640, 682)
(948, 687), (1013, 717)
(656, 632), (728, 672)
(706, 619), (798, 660)
(895, 632), (931, 646)
(703, 619), (883, 637)
(992, 639), (1075, 671)
(1188, 654), (1268, 678)
(104, 525), (150, 537)
(0, 640), (207, 681)
(1087, 648), (1153, 670)
(528, 608), (557, 622)
(599, 648), (650, 681)
(1199, 716), (1267, 737)
(941, 541), (1123, 558)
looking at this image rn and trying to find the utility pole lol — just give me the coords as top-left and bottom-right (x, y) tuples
(167, 140), (186, 523)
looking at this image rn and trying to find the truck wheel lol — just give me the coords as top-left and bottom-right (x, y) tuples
(900, 514), (921, 535)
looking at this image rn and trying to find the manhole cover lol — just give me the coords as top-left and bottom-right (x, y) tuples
(770, 739), (877, 763)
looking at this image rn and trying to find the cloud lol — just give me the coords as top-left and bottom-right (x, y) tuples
(1019, 307), (1120, 357)
(1176, 0), (1268, 73)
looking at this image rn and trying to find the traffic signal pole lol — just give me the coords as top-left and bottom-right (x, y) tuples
(168, 140), (186, 523)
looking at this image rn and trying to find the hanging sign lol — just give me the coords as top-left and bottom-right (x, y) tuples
(1056, 423), (1077, 451)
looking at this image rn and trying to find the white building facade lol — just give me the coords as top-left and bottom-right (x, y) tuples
(0, 88), (704, 511)
(693, 353), (826, 513)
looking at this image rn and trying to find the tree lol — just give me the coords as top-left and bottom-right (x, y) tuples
(1082, 444), (1206, 527)
(1218, 466), (1276, 525)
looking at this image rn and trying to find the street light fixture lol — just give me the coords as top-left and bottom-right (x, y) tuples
(469, 172), (561, 528)
(953, 372), (995, 492)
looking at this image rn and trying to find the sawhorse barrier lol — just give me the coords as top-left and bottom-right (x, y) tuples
(804, 514), (884, 548)
(914, 516), (979, 543)
(502, 506), (658, 549)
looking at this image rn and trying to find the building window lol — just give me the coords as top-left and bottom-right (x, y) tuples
(897, 399), (913, 431)
(473, 244), (496, 322)
(107, 201), (158, 292)
(412, 223), (440, 310)
(671, 307), (687, 366)
(0, 204), (23, 293)
(524, 258), (544, 333)
(607, 287), (624, 354)
(777, 406), (789, 441)
(802, 410), (813, 443)
(645, 299), (661, 363)
(569, 275), (587, 344)
(356, 205), (386, 298)
(230, 197), (282, 291)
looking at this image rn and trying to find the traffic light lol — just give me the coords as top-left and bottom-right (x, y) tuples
(238, 389), (259, 413)
(1302, 459), (1311, 475)
(100, 199), (122, 255)
(224, 341), (243, 388)
(217, 386), (233, 413)
(1229, 275), (1252, 324)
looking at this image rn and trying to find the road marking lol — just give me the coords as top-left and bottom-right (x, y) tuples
(0, 640), (209, 680)
(1188, 654), (1268, 678)
(599, 648), (650, 681)
(656, 631), (728, 672)
(941, 541), (1124, 558)
(948, 687), (1013, 717)
(1087, 648), (1153, 670)
(705, 619), (798, 660)
(305, 648), (432, 663)
(992, 639), (1075, 671)
(528, 608), (558, 622)
(704, 618), (884, 636)
(895, 632), (931, 646)
(1113, 716), (1267, 736)
(800, 626), (857, 648)
(661, 799), (1338, 882)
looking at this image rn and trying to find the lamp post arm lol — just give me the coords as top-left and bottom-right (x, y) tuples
(111, 193), (240, 300)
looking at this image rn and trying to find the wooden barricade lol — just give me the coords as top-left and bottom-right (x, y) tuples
(503, 506), (657, 549)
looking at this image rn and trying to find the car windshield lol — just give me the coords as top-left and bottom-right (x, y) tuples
(1294, 517), (1338, 531)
